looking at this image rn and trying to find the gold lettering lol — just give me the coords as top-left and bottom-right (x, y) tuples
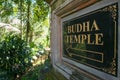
(66, 36), (69, 43)
(74, 35), (78, 43)
(77, 24), (82, 32)
(69, 35), (73, 43)
(87, 34), (94, 45)
(81, 34), (87, 44)
(68, 26), (71, 33)
(71, 25), (76, 33)
(73, 35), (81, 43)
(78, 35), (81, 43)
(66, 19), (103, 45)
(91, 20), (100, 31)
(95, 33), (103, 45)
(83, 21), (90, 32)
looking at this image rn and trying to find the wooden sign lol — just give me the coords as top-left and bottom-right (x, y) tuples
(62, 3), (118, 76)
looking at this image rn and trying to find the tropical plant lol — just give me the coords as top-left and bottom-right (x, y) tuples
(0, 0), (49, 42)
(0, 35), (32, 79)
(0, 0), (50, 78)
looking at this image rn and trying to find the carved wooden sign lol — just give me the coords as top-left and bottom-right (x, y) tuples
(62, 3), (118, 76)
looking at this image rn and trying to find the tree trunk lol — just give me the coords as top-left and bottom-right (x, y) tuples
(26, 0), (31, 43)
(20, 0), (23, 38)
(29, 30), (33, 42)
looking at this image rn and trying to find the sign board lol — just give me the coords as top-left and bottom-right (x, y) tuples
(63, 3), (118, 76)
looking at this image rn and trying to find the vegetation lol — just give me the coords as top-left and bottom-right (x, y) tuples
(0, 0), (50, 80)
(21, 59), (68, 80)
(0, 35), (32, 79)
(0, 0), (50, 44)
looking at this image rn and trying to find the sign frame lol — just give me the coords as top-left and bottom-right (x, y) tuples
(62, 3), (118, 77)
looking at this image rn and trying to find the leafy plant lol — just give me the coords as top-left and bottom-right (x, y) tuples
(21, 59), (51, 80)
(0, 35), (32, 79)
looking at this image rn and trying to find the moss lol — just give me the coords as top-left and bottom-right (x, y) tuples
(45, 68), (68, 80)
(21, 59), (67, 80)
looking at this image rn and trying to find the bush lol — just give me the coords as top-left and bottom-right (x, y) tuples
(0, 35), (32, 79)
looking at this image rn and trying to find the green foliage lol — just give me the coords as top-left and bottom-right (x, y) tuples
(0, 0), (13, 18)
(0, 0), (50, 79)
(0, 35), (32, 79)
(21, 64), (42, 80)
(33, 0), (49, 21)
(21, 59), (51, 80)
(0, 0), (50, 48)
(0, 0), (50, 77)
(21, 59), (67, 80)
(32, 18), (50, 48)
